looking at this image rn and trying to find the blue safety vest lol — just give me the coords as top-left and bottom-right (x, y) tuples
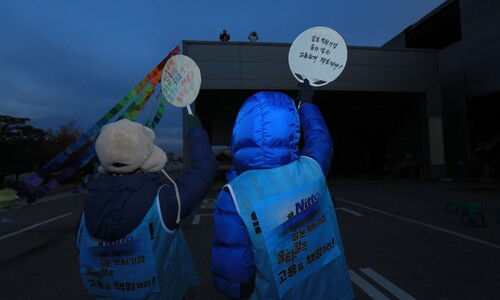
(77, 189), (198, 300)
(226, 156), (354, 299)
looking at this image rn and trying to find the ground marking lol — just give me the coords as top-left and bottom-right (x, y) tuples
(0, 212), (73, 241)
(336, 207), (363, 216)
(336, 197), (500, 250)
(192, 213), (213, 225)
(200, 198), (216, 209)
(349, 269), (390, 300)
(360, 268), (416, 300)
(0, 192), (82, 212)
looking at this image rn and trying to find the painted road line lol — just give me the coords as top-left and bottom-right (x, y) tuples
(360, 268), (416, 300)
(200, 198), (216, 209)
(0, 212), (73, 241)
(0, 192), (82, 212)
(349, 269), (390, 300)
(336, 207), (363, 216)
(336, 197), (500, 250)
(192, 213), (213, 225)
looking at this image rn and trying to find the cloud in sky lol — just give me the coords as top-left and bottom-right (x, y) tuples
(0, 0), (446, 155)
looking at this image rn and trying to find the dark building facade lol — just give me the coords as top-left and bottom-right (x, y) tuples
(181, 41), (443, 179)
(180, 0), (499, 180)
(386, 0), (500, 179)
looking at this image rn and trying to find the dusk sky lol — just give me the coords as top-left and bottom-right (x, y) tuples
(0, 0), (445, 155)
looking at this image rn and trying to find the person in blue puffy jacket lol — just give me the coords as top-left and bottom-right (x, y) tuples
(211, 80), (354, 299)
(76, 115), (218, 300)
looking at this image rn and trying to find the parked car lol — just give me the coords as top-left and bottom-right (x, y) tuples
(212, 145), (232, 179)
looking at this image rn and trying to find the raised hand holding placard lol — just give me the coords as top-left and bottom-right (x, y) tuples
(161, 54), (201, 115)
(288, 26), (348, 87)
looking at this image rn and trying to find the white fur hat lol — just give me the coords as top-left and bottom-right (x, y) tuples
(95, 119), (167, 174)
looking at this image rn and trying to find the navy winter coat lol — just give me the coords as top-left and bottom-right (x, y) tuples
(79, 127), (218, 240)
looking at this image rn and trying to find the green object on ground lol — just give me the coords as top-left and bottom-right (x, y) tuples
(461, 202), (485, 227)
(0, 188), (19, 209)
(445, 199), (462, 213)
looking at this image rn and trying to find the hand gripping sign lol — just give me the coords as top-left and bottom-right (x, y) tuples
(161, 54), (201, 115)
(288, 26), (348, 87)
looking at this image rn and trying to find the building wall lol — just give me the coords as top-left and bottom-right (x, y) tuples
(182, 41), (444, 178)
(460, 0), (500, 99)
(438, 0), (500, 176)
(182, 41), (441, 94)
(383, 0), (500, 177)
(182, 41), (293, 90)
(439, 43), (469, 176)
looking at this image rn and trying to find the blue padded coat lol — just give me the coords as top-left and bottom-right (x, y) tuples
(211, 92), (334, 299)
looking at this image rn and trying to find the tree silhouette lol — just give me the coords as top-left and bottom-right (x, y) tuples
(45, 121), (82, 158)
(0, 115), (46, 183)
(0, 115), (82, 185)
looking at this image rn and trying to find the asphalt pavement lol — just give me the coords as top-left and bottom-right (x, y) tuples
(1, 177), (499, 299)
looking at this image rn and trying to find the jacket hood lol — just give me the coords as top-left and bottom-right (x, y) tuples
(231, 91), (300, 174)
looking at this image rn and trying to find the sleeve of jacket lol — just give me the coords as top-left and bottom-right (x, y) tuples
(298, 103), (334, 176)
(212, 189), (255, 299)
(159, 127), (219, 230)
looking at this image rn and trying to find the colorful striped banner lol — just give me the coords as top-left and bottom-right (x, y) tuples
(19, 45), (181, 203)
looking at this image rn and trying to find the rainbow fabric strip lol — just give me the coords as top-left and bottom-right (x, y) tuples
(19, 46), (180, 203)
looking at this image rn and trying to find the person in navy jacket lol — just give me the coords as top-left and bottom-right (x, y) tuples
(211, 80), (354, 299)
(76, 115), (218, 300)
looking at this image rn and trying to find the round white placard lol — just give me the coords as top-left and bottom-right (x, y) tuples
(161, 55), (201, 108)
(288, 26), (348, 87)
